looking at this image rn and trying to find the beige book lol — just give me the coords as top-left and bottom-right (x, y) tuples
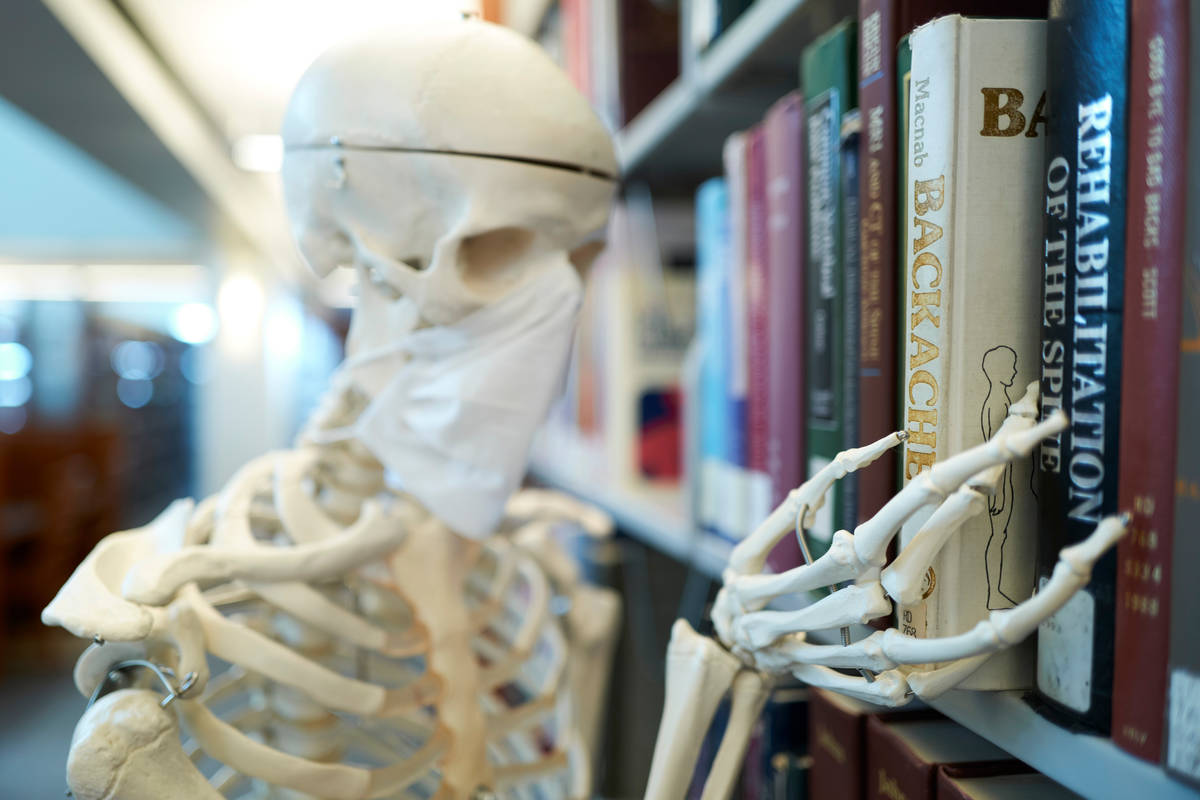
(898, 15), (1048, 689)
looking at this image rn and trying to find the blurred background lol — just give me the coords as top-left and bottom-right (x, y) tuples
(0, 0), (841, 793)
(0, 0), (711, 795)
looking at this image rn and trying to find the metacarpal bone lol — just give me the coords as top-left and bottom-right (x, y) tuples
(722, 529), (869, 611)
(730, 583), (891, 652)
(748, 630), (898, 673)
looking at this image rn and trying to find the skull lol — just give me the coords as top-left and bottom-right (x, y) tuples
(279, 18), (618, 343)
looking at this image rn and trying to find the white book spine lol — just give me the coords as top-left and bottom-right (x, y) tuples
(900, 16), (1047, 689)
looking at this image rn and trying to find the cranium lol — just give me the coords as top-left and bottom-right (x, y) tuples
(279, 20), (617, 329)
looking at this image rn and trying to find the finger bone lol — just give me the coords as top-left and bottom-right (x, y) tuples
(731, 583), (890, 652)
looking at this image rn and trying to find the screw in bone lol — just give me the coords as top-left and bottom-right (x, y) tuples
(793, 502), (874, 683)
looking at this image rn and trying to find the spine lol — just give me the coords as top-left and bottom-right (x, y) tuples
(763, 92), (807, 572)
(1035, 0), (1129, 734)
(722, 132), (751, 541)
(746, 126), (774, 535)
(1112, 0), (1188, 762)
(1165, 0), (1199, 786)
(898, 14), (958, 648)
(857, 0), (900, 524)
(802, 19), (858, 550)
(841, 110), (864, 529)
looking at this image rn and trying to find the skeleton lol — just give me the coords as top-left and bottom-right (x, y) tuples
(43, 19), (622, 800)
(644, 385), (1129, 800)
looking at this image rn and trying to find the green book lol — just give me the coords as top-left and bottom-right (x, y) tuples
(895, 34), (912, 492)
(801, 19), (858, 553)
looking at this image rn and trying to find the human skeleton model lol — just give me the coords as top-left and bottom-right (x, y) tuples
(43, 20), (622, 800)
(644, 384), (1129, 800)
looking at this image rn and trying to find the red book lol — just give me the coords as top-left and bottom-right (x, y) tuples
(1111, 0), (1189, 763)
(745, 126), (775, 537)
(762, 94), (806, 572)
(866, 717), (1017, 800)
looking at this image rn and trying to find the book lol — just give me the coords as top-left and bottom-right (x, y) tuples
(809, 688), (887, 800)
(763, 92), (807, 572)
(1164, 0), (1200, 787)
(746, 126), (775, 537)
(696, 178), (732, 535)
(841, 108), (864, 530)
(1034, 0), (1129, 733)
(857, 0), (902, 526)
(866, 717), (1017, 800)
(615, 0), (679, 126)
(801, 18), (858, 551)
(937, 767), (1082, 799)
(1111, 0), (1189, 763)
(897, 15), (1048, 689)
(721, 131), (752, 541)
(741, 686), (810, 800)
(858, 1), (1049, 527)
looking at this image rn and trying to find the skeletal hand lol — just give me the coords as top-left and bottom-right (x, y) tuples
(709, 381), (1125, 705)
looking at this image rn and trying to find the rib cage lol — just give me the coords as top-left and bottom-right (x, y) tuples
(99, 437), (581, 800)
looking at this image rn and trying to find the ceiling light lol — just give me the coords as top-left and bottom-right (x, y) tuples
(233, 134), (284, 173)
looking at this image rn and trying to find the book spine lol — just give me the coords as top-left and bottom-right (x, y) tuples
(696, 178), (732, 533)
(857, 0), (900, 525)
(1165, 0), (1199, 786)
(898, 14), (958, 649)
(763, 92), (807, 572)
(1035, 0), (1129, 733)
(809, 690), (869, 800)
(903, 17), (1049, 690)
(746, 126), (775, 535)
(841, 109), (864, 530)
(802, 19), (858, 550)
(1111, 0), (1188, 762)
(723, 132), (752, 541)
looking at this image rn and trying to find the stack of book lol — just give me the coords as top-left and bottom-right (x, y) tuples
(542, 0), (1196, 785)
(684, 0), (1198, 783)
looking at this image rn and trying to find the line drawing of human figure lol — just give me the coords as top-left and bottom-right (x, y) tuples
(981, 345), (1019, 609)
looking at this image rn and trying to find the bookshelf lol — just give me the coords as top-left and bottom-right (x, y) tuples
(534, 0), (1200, 796)
(615, 0), (854, 187)
(529, 450), (1199, 800)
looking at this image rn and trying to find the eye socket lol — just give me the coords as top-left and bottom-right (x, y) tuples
(457, 227), (536, 296)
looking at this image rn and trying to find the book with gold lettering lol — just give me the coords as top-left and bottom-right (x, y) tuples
(896, 15), (1048, 689)
(808, 688), (889, 800)
(1033, 0), (1128, 735)
(1111, 0), (1189, 763)
(865, 717), (1018, 800)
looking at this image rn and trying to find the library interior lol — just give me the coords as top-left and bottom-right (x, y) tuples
(0, 0), (1196, 798)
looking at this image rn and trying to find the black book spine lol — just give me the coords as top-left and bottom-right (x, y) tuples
(1034, 0), (1129, 733)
